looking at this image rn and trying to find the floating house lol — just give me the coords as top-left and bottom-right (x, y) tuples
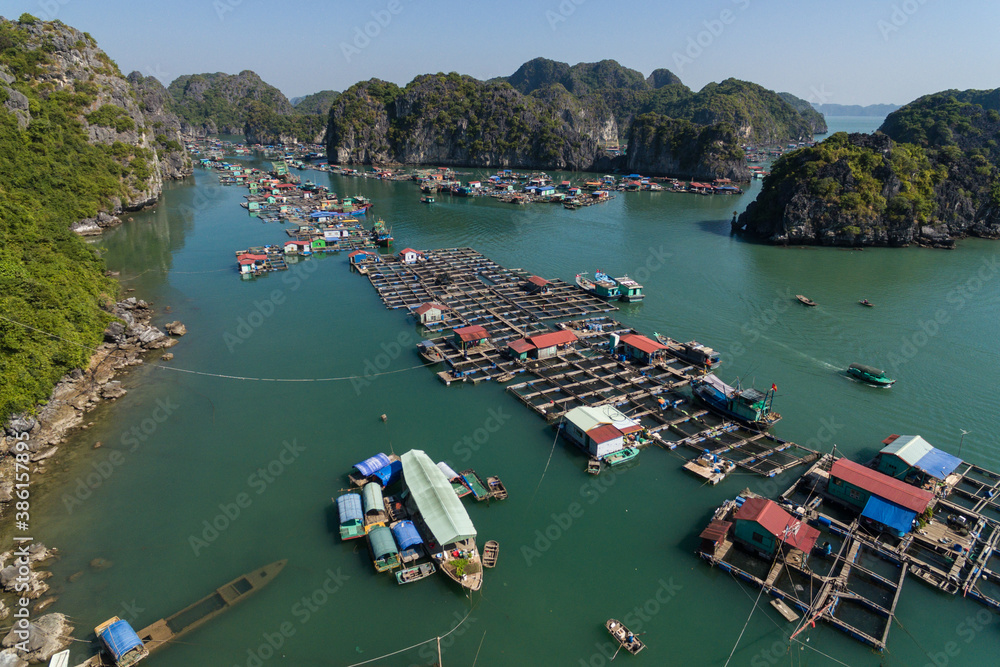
(401, 449), (478, 552)
(362, 482), (388, 530)
(872, 434), (963, 486)
(391, 520), (425, 563)
(733, 497), (820, 557)
(367, 525), (401, 572)
(348, 249), (379, 268)
(336, 493), (365, 540)
(828, 458), (935, 535)
(618, 334), (667, 365)
(414, 302), (449, 325)
(523, 276), (550, 294)
(283, 239), (311, 255)
(399, 247), (423, 264)
(452, 325), (489, 352)
(525, 329), (578, 359)
(236, 253), (267, 275)
(506, 338), (537, 362)
(561, 405), (642, 459)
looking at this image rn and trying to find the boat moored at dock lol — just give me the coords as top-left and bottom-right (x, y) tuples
(654, 334), (721, 369)
(483, 540), (499, 568)
(691, 374), (780, 429)
(396, 562), (436, 584)
(576, 271), (620, 300)
(486, 475), (507, 500)
(613, 275), (645, 302)
(335, 492), (366, 540)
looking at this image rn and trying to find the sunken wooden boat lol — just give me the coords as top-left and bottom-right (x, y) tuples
(795, 294), (817, 306)
(84, 561), (287, 666)
(606, 618), (645, 655)
(486, 475), (507, 500)
(482, 540), (499, 568)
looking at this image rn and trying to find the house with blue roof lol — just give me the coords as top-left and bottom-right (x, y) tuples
(873, 434), (963, 486)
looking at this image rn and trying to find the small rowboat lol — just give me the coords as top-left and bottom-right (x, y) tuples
(487, 475), (507, 500)
(606, 618), (645, 655)
(483, 541), (499, 568)
(796, 294), (817, 307)
(396, 562), (436, 584)
(858, 299), (874, 307)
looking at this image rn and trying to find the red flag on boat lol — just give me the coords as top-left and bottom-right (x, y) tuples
(771, 383), (777, 392)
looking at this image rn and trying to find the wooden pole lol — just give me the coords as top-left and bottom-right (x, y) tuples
(437, 636), (442, 666)
(610, 643), (622, 661)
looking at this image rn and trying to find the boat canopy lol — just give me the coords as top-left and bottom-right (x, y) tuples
(699, 374), (733, 396)
(337, 493), (363, 523)
(368, 525), (398, 558)
(861, 495), (917, 534)
(362, 482), (384, 514)
(374, 460), (403, 487)
(354, 453), (391, 477)
(401, 450), (476, 546)
(850, 363), (886, 377)
(391, 520), (424, 550)
(436, 461), (459, 480)
(99, 619), (145, 661)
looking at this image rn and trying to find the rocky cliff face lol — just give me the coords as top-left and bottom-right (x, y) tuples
(167, 70), (296, 136)
(778, 92), (828, 134)
(625, 114), (749, 181)
(1, 18), (168, 215)
(738, 88), (1000, 247)
(328, 75), (600, 170)
(127, 72), (192, 180)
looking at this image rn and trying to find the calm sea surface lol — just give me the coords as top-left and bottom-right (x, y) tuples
(31, 117), (1000, 666)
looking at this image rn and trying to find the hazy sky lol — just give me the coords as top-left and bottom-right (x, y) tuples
(7, 0), (997, 105)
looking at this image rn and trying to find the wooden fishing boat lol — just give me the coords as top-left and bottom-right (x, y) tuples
(653, 334), (721, 369)
(420, 195), (435, 204)
(613, 275), (645, 303)
(576, 271), (620, 300)
(486, 476), (507, 500)
(606, 618), (645, 655)
(396, 562), (436, 584)
(858, 299), (874, 307)
(459, 469), (491, 501)
(417, 340), (445, 364)
(847, 363), (895, 386)
(494, 371), (516, 383)
(691, 374), (781, 430)
(482, 540), (499, 568)
(84, 561), (287, 666)
(796, 294), (817, 307)
(603, 447), (639, 467)
(586, 458), (602, 475)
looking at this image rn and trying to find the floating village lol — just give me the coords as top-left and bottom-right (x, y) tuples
(75, 141), (1000, 666)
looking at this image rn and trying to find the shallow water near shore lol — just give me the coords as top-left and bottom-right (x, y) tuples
(32, 118), (1000, 666)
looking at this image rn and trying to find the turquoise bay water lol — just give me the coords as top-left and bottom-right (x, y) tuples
(29, 117), (1000, 665)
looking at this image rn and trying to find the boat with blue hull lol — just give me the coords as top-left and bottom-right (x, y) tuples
(691, 374), (780, 429)
(576, 271), (620, 300)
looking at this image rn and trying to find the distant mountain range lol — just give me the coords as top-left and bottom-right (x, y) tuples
(811, 103), (900, 117)
(324, 57), (827, 179)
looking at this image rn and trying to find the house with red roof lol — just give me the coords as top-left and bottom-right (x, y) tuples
(526, 329), (577, 359)
(619, 334), (667, 365)
(523, 275), (550, 294)
(452, 325), (488, 351)
(827, 458), (934, 535)
(283, 239), (312, 255)
(733, 497), (820, 557)
(399, 248), (423, 264)
(506, 338), (536, 361)
(413, 302), (449, 325)
(236, 253), (267, 275)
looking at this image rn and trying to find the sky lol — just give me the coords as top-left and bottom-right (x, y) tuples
(5, 0), (998, 106)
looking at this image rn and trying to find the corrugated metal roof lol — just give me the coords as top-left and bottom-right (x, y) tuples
(829, 458), (934, 513)
(454, 325), (488, 341)
(368, 525), (398, 558)
(735, 497), (820, 552)
(564, 405), (633, 433)
(620, 334), (666, 355)
(527, 276), (549, 286)
(402, 450), (476, 546)
(880, 435), (935, 466)
(587, 424), (623, 445)
(528, 329), (578, 349)
(415, 302), (448, 315)
(507, 338), (536, 354)
(699, 520), (732, 544)
(336, 493), (362, 523)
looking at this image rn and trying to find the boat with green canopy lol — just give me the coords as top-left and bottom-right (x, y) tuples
(367, 525), (401, 572)
(847, 363), (895, 386)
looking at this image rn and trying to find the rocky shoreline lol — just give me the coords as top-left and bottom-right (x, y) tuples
(0, 298), (184, 664)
